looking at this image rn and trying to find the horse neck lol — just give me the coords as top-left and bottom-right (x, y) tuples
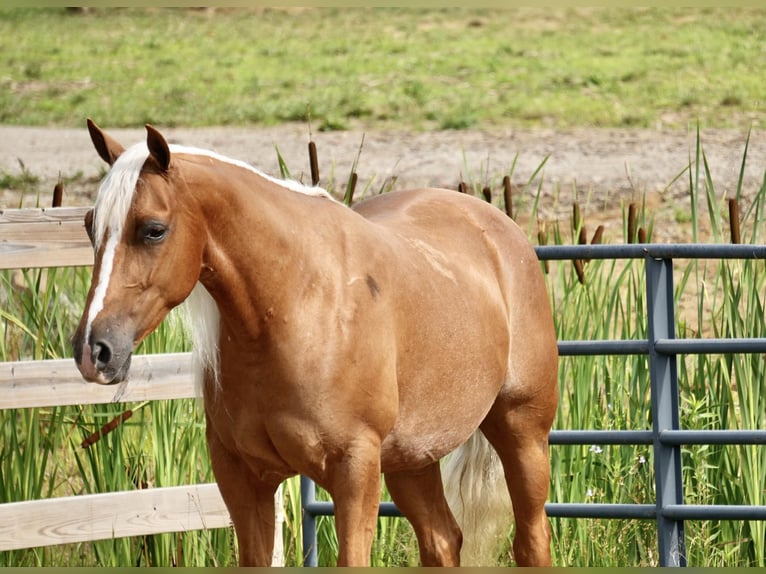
(186, 158), (333, 340)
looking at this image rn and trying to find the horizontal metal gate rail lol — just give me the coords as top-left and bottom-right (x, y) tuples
(301, 244), (766, 567)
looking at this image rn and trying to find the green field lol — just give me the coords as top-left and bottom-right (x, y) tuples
(0, 7), (764, 130)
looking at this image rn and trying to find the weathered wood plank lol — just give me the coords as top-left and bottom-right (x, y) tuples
(0, 353), (198, 409)
(0, 239), (91, 269)
(0, 483), (230, 551)
(0, 206), (90, 225)
(0, 207), (92, 269)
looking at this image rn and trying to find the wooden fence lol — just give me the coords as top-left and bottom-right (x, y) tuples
(0, 206), (231, 552)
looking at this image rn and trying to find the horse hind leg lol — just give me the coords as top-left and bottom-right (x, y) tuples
(384, 462), (462, 566)
(480, 391), (557, 566)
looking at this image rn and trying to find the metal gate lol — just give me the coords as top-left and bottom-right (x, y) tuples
(300, 243), (766, 567)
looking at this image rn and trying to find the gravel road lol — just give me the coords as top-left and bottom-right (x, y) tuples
(1, 124), (764, 241)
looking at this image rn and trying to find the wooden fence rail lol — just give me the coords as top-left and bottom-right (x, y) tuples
(0, 483), (228, 552)
(0, 353), (196, 409)
(0, 207), (230, 552)
(0, 207), (92, 269)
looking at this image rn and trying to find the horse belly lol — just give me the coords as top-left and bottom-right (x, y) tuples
(379, 305), (510, 473)
(379, 365), (503, 472)
(379, 425), (476, 472)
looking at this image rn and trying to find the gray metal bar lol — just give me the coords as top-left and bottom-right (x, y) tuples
(545, 503), (656, 519)
(654, 337), (766, 355)
(303, 500), (401, 517)
(303, 498), (766, 522)
(663, 505), (766, 521)
(549, 430), (653, 445)
(558, 339), (649, 355)
(558, 337), (766, 357)
(536, 243), (766, 261)
(646, 255), (686, 567)
(300, 475), (319, 567)
(550, 429), (766, 446)
(659, 429), (766, 445)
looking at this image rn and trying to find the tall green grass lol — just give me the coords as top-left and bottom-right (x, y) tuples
(675, 128), (766, 566)
(544, 209), (657, 566)
(1, 131), (765, 566)
(543, 129), (766, 567)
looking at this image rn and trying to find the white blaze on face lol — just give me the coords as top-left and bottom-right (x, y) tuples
(81, 230), (120, 369)
(81, 143), (150, 368)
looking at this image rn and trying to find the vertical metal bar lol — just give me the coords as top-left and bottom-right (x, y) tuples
(300, 475), (319, 566)
(645, 256), (686, 566)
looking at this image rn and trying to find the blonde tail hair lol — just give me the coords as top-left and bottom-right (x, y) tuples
(442, 431), (513, 566)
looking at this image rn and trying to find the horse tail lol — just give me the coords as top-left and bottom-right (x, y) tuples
(442, 431), (513, 566)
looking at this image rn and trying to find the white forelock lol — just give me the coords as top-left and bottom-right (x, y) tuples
(92, 142), (150, 250)
(92, 142), (333, 250)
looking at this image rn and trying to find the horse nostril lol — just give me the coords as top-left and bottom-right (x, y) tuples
(91, 340), (113, 371)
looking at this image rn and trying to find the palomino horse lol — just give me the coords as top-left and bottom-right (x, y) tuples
(73, 120), (558, 566)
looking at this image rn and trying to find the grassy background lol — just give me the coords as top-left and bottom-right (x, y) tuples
(0, 7), (764, 130)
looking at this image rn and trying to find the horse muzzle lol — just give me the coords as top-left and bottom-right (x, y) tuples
(73, 324), (134, 385)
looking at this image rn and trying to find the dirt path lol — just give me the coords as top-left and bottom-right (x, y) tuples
(1, 124), (764, 242)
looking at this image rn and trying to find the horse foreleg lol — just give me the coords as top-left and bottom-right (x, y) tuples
(207, 430), (281, 566)
(325, 434), (383, 566)
(385, 463), (462, 565)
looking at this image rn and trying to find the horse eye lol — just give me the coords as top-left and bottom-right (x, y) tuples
(141, 222), (168, 244)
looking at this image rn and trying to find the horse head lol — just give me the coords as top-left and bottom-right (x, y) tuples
(73, 119), (205, 384)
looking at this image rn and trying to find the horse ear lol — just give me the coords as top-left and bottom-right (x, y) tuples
(87, 118), (125, 165)
(145, 124), (171, 172)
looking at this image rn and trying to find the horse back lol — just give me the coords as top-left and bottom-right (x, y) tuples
(352, 188), (546, 314)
